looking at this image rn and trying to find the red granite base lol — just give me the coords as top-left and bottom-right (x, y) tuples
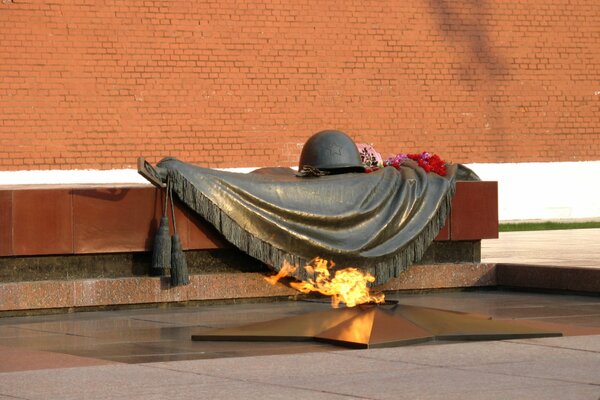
(0, 181), (498, 257)
(0, 273), (298, 312)
(377, 263), (497, 291)
(0, 263), (496, 313)
(2, 263), (597, 314)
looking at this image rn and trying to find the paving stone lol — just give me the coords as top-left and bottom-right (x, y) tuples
(0, 345), (114, 373)
(252, 364), (567, 400)
(84, 381), (355, 400)
(151, 351), (424, 382)
(340, 340), (556, 367)
(405, 383), (600, 400)
(2, 289), (600, 400)
(482, 229), (600, 269)
(511, 334), (600, 352)
(0, 364), (228, 400)
(462, 346), (600, 385)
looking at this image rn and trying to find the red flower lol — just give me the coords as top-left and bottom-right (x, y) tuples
(387, 151), (447, 176)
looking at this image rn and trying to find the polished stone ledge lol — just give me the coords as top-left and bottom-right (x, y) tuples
(496, 264), (600, 293)
(3, 262), (598, 314)
(0, 263), (498, 313)
(0, 273), (298, 313)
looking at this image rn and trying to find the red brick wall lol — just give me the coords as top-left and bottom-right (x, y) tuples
(1, 0), (599, 170)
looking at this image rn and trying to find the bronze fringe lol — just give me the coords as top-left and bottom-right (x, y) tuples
(166, 169), (455, 286)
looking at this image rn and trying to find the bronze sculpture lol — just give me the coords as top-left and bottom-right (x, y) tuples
(139, 130), (457, 285)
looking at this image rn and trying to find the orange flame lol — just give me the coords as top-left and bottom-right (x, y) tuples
(263, 260), (297, 285)
(265, 257), (385, 308)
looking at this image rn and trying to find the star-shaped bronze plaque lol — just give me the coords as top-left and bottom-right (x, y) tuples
(192, 303), (562, 349)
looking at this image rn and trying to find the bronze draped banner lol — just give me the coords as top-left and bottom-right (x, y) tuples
(159, 158), (457, 285)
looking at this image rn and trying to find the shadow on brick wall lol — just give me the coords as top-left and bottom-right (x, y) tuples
(427, 0), (512, 161)
(427, 0), (508, 81)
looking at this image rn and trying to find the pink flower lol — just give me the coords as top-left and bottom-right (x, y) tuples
(356, 144), (383, 168)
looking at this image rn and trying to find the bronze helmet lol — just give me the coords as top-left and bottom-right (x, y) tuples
(298, 130), (365, 174)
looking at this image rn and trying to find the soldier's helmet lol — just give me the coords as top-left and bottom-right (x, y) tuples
(298, 130), (365, 175)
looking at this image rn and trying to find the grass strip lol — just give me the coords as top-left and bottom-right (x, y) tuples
(499, 221), (600, 232)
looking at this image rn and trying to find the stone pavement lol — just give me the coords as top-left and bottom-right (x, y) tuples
(1, 290), (599, 399)
(0, 334), (599, 399)
(482, 228), (600, 268)
(1, 230), (600, 399)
